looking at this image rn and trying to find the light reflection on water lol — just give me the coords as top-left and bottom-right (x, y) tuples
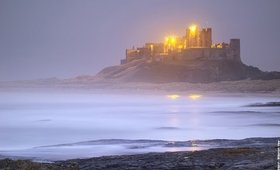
(0, 91), (279, 151)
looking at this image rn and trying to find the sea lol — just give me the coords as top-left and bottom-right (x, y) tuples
(0, 89), (279, 161)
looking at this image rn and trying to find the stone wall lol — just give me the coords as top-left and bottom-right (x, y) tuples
(123, 38), (241, 64)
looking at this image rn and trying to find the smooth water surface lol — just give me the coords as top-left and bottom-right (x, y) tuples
(0, 90), (279, 160)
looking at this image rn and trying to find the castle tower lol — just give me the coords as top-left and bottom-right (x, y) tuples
(205, 28), (212, 47)
(186, 25), (200, 48)
(229, 39), (241, 61)
(200, 28), (212, 48)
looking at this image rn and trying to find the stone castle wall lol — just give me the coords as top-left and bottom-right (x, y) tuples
(122, 26), (241, 64)
(176, 40), (240, 62)
(151, 39), (241, 63)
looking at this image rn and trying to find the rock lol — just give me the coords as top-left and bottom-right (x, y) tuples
(96, 59), (280, 83)
(0, 139), (278, 170)
(246, 102), (280, 107)
(0, 158), (78, 170)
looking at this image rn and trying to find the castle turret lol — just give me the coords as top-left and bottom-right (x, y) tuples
(201, 28), (212, 48)
(229, 39), (241, 62)
(186, 25), (212, 48)
(186, 25), (200, 48)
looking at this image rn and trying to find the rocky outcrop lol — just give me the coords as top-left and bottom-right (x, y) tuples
(0, 159), (77, 170)
(0, 146), (276, 170)
(0, 138), (278, 170)
(96, 59), (280, 83)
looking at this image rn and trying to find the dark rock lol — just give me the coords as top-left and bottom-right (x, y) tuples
(0, 138), (278, 170)
(0, 158), (78, 170)
(96, 59), (280, 83)
(246, 102), (280, 107)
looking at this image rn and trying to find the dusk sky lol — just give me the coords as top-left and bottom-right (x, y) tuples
(0, 0), (279, 81)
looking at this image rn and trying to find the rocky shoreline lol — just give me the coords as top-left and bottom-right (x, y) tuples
(0, 138), (278, 170)
(0, 147), (277, 170)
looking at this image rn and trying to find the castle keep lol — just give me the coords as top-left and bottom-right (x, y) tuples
(121, 24), (240, 64)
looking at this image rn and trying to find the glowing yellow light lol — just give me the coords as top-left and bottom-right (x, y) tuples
(171, 37), (176, 43)
(189, 24), (197, 33)
(188, 94), (202, 100)
(150, 44), (154, 52)
(165, 36), (177, 46)
(166, 94), (180, 100)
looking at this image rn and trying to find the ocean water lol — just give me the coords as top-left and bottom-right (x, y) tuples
(0, 89), (279, 160)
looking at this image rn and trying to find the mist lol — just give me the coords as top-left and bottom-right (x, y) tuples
(0, 0), (280, 81)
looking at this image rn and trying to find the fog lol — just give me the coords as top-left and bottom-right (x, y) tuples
(0, 0), (280, 81)
(0, 90), (279, 160)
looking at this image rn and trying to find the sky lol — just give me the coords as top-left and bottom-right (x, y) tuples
(0, 0), (280, 81)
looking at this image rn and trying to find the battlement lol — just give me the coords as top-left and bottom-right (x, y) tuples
(121, 24), (241, 64)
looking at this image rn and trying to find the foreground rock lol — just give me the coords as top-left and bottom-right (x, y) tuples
(246, 102), (280, 107)
(0, 159), (77, 170)
(0, 146), (277, 170)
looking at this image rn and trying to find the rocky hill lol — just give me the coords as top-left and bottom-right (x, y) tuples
(96, 59), (280, 83)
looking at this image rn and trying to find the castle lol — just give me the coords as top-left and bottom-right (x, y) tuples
(121, 24), (241, 64)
